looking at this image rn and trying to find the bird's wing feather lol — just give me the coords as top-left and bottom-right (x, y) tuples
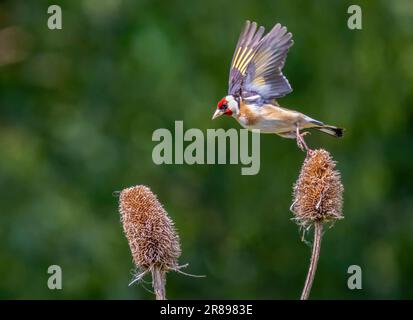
(242, 23), (293, 101)
(228, 21), (265, 96)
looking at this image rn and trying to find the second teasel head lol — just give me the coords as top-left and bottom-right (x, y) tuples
(118, 185), (181, 272)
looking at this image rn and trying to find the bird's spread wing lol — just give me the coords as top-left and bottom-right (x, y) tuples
(228, 21), (293, 102)
(228, 21), (265, 96)
(244, 23), (293, 101)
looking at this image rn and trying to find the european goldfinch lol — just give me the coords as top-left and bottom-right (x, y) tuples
(212, 20), (343, 151)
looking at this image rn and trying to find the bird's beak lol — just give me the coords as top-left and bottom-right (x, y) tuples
(212, 109), (224, 120)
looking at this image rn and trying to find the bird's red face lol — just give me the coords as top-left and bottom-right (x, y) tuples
(212, 97), (233, 120)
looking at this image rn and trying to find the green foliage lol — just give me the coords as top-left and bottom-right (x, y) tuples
(1, 0), (413, 299)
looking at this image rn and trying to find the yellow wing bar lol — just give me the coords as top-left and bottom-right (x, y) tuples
(232, 46), (254, 75)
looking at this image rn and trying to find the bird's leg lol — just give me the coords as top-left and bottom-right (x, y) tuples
(296, 126), (310, 153)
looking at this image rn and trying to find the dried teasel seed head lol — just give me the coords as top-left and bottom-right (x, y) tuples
(292, 149), (344, 228)
(119, 185), (181, 272)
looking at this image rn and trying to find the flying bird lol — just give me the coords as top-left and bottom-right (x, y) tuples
(212, 21), (343, 151)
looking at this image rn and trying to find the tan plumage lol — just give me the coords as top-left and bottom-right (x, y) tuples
(237, 100), (326, 138)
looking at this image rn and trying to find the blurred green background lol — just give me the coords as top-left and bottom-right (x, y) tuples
(1, 0), (413, 299)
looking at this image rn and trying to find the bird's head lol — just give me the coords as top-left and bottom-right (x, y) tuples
(212, 95), (239, 120)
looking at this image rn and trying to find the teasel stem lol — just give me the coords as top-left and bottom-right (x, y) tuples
(300, 221), (323, 300)
(152, 266), (166, 300)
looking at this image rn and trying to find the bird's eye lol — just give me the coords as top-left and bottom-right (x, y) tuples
(219, 104), (227, 110)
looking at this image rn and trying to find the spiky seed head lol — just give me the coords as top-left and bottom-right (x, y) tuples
(118, 185), (181, 272)
(292, 149), (344, 228)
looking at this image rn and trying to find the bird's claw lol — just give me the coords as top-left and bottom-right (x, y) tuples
(296, 128), (311, 154)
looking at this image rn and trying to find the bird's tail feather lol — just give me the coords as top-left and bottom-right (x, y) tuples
(313, 125), (344, 138)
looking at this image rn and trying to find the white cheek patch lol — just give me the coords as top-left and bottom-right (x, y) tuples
(228, 100), (239, 114)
